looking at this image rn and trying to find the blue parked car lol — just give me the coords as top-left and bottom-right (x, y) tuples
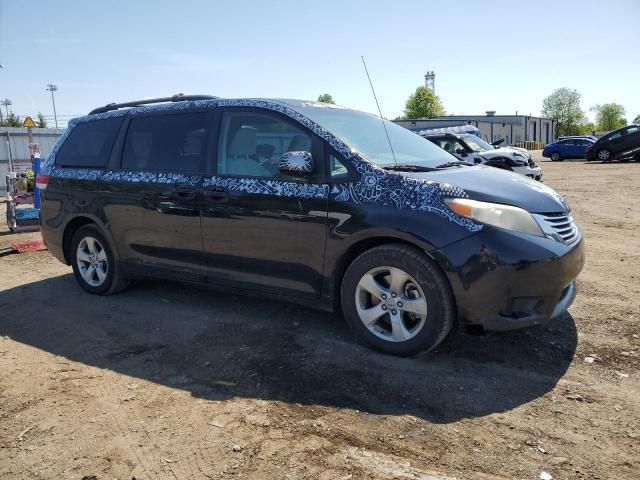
(543, 137), (595, 161)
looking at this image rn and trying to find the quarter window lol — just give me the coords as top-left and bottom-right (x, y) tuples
(217, 111), (312, 178)
(56, 117), (123, 167)
(329, 154), (349, 179)
(122, 113), (208, 172)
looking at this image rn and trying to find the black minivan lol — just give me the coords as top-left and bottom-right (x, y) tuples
(37, 95), (585, 356)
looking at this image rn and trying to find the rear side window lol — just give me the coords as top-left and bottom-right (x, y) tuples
(122, 113), (208, 173)
(56, 117), (123, 167)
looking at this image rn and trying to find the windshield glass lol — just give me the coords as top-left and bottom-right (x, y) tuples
(460, 134), (494, 152)
(293, 103), (455, 167)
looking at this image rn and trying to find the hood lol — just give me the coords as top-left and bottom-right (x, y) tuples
(482, 147), (529, 159)
(509, 146), (530, 157)
(398, 165), (568, 213)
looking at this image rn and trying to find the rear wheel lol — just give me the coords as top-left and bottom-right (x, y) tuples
(70, 224), (129, 295)
(550, 152), (562, 162)
(597, 148), (612, 162)
(341, 244), (455, 356)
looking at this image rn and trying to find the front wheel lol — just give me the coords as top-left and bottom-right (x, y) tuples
(550, 152), (562, 162)
(71, 224), (129, 295)
(341, 244), (455, 356)
(597, 148), (612, 162)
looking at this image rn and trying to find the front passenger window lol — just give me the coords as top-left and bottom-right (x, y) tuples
(218, 112), (312, 178)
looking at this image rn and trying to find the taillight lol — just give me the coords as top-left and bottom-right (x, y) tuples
(35, 175), (49, 190)
(585, 147), (593, 154)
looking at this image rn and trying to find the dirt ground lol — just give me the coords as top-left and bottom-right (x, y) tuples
(0, 155), (638, 480)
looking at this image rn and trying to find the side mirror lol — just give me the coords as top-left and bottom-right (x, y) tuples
(279, 151), (313, 175)
(455, 148), (467, 156)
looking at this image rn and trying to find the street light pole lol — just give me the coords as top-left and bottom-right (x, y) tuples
(0, 63), (3, 123)
(46, 83), (58, 128)
(1, 98), (12, 120)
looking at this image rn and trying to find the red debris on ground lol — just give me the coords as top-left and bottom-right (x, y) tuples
(11, 240), (47, 253)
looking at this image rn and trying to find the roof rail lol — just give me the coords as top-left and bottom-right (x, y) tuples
(88, 93), (219, 115)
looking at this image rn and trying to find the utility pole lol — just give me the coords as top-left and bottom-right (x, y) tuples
(46, 83), (58, 128)
(0, 63), (4, 123)
(1, 98), (12, 120)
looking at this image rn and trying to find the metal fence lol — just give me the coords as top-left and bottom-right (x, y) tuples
(1, 127), (65, 192)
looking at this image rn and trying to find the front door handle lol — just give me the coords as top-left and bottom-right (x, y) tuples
(204, 185), (228, 201)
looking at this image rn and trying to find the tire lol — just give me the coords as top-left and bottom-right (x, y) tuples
(5, 201), (17, 232)
(550, 152), (562, 162)
(597, 148), (612, 162)
(70, 224), (129, 295)
(340, 244), (455, 356)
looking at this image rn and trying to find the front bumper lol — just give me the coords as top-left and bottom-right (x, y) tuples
(513, 165), (543, 181)
(433, 228), (585, 332)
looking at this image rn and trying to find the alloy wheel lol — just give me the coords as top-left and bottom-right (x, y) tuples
(355, 266), (428, 342)
(76, 236), (108, 287)
(598, 149), (611, 161)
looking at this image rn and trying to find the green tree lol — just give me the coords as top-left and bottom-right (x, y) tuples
(402, 86), (445, 119)
(36, 112), (48, 128)
(2, 112), (22, 127)
(575, 122), (596, 135)
(633, 114), (640, 124)
(591, 103), (627, 131)
(541, 88), (585, 137)
(317, 94), (335, 104)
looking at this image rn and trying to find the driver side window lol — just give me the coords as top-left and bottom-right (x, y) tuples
(217, 111), (312, 178)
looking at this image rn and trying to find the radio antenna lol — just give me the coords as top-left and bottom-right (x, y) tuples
(361, 56), (397, 166)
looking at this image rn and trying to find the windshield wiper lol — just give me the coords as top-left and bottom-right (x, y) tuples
(435, 161), (474, 169)
(382, 164), (437, 172)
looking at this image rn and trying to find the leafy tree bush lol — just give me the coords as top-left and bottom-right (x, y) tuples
(317, 94), (335, 104)
(37, 112), (48, 128)
(591, 103), (627, 131)
(401, 86), (445, 119)
(541, 88), (585, 137)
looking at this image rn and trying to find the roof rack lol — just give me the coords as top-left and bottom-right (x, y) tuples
(88, 93), (219, 115)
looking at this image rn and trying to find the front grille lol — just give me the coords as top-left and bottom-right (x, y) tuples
(539, 213), (580, 244)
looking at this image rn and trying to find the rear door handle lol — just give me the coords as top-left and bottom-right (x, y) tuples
(204, 185), (228, 201)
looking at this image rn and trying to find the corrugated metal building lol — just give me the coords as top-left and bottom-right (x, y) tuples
(394, 113), (556, 145)
(1, 127), (65, 191)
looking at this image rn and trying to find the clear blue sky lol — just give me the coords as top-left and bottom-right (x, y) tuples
(1, 0), (638, 127)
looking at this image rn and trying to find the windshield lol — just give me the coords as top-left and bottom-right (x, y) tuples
(293, 103), (455, 167)
(460, 134), (494, 152)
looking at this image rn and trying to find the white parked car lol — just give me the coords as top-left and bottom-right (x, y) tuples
(421, 132), (543, 181)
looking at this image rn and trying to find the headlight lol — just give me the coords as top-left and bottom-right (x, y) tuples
(445, 198), (544, 236)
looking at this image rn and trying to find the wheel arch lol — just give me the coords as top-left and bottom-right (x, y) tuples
(62, 215), (119, 265)
(330, 235), (451, 312)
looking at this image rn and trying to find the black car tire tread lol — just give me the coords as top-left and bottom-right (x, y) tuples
(341, 243), (455, 356)
(71, 224), (129, 295)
